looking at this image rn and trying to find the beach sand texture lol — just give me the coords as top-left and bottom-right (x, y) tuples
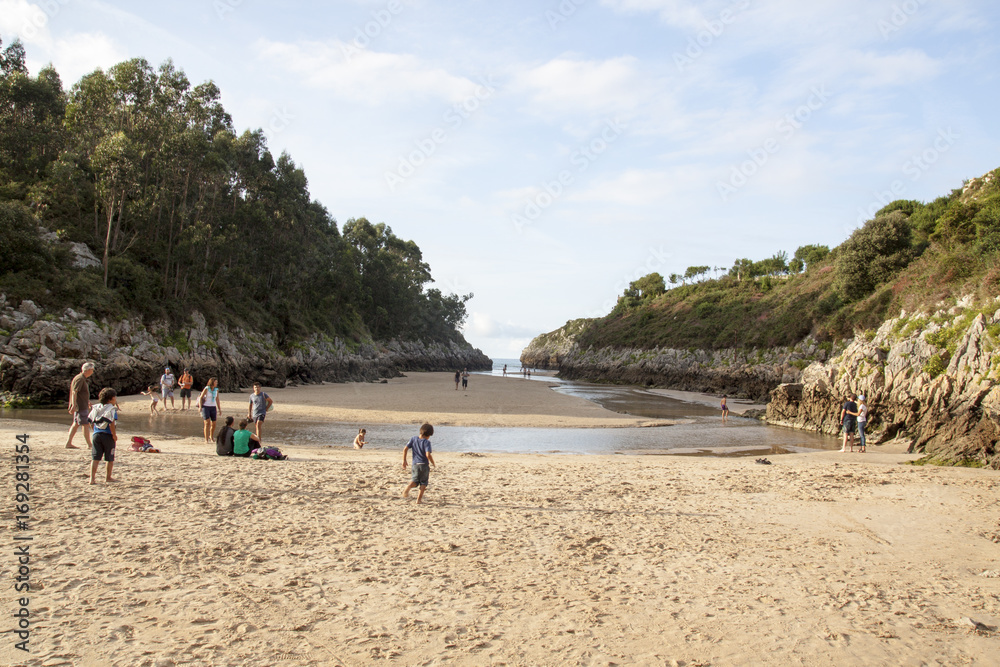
(115, 372), (672, 429)
(1, 374), (998, 665)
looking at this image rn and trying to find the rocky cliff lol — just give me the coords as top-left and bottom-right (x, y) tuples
(0, 295), (491, 405)
(765, 299), (1000, 468)
(520, 318), (594, 369)
(521, 321), (843, 402)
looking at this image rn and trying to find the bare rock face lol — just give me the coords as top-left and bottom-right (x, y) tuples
(520, 318), (594, 369)
(765, 306), (1000, 468)
(525, 328), (838, 402)
(0, 297), (491, 405)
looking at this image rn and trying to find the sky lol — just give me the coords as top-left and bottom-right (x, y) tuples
(2, 0), (999, 358)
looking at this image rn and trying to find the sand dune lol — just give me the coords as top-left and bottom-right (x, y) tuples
(1, 374), (998, 665)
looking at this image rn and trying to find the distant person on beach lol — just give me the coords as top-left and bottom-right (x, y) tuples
(66, 361), (95, 450)
(402, 423), (436, 504)
(179, 368), (194, 410)
(247, 383), (273, 440)
(840, 393), (858, 452)
(88, 387), (119, 484)
(233, 419), (260, 457)
(503, 364), (507, 377)
(140, 385), (162, 415)
(216, 416), (235, 456)
(160, 366), (176, 410)
(198, 377), (221, 443)
(855, 395), (868, 453)
(462, 368), (469, 390)
(721, 395), (729, 422)
(354, 428), (367, 449)
(454, 370), (461, 390)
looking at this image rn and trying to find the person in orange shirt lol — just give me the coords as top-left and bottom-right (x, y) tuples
(178, 368), (195, 411)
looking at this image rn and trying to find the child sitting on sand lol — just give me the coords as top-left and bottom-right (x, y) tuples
(140, 385), (161, 415)
(354, 428), (367, 449)
(402, 423), (435, 504)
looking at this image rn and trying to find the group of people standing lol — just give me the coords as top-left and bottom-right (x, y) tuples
(839, 393), (869, 452)
(64, 362), (280, 478)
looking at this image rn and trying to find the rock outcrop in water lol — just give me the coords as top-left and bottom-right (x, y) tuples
(521, 320), (842, 402)
(0, 295), (491, 405)
(766, 301), (1000, 468)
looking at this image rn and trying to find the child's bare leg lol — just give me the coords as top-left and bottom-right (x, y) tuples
(402, 482), (417, 498)
(90, 460), (99, 484)
(106, 461), (117, 482)
(416, 485), (426, 504)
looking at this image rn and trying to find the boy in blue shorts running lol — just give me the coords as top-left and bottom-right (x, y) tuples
(402, 423), (435, 504)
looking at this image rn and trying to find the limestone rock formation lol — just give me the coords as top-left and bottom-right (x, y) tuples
(765, 304), (1000, 468)
(0, 295), (491, 405)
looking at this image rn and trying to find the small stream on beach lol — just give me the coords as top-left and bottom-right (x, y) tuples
(2, 367), (837, 456)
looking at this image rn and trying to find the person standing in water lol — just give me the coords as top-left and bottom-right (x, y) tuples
(721, 395), (729, 422)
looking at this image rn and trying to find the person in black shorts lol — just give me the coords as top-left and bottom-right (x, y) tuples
(840, 393), (858, 452)
(88, 387), (119, 484)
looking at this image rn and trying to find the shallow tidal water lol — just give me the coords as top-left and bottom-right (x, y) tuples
(3, 376), (837, 457)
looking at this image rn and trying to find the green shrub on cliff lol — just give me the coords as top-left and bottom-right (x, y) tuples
(836, 211), (916, 302)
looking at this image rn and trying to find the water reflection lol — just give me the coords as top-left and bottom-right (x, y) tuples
(1, 381), (836, 456)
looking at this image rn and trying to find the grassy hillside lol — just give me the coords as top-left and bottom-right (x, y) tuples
(575, 168), (1000, 352)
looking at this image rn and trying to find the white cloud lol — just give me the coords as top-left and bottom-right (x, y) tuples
(512, 55), (657, 119)
(599, 0), (710, 30)
(465, 312), (542, 339)
(256, 39), (484, 106)
(52, 32), (123, 82)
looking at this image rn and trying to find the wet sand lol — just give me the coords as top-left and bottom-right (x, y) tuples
(116, 372), (673, 428)
(1, 373), (998, 665)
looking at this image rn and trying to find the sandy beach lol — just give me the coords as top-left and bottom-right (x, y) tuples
(1, 373), (998, 666)
(114, 372), (672, 429)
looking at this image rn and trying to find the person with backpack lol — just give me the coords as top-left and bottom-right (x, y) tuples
(216, 416), (236, 456)
(88, 387), (119, 484)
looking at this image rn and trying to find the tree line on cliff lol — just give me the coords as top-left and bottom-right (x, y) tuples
(0, 38), (470, 345)
(574, 168), (1000, 352)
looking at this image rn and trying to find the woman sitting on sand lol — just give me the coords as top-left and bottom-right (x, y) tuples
(354, 428), (368, 449)
(233, 419), (260, 458)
